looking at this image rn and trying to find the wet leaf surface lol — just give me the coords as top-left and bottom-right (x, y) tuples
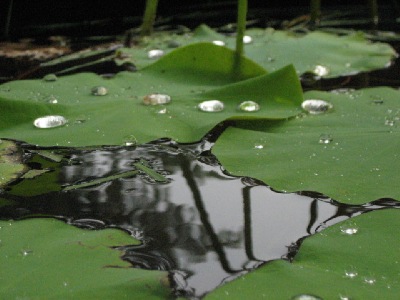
(206, 209), (400, 299)
(119, 25), (396, 77)
(213, 87), (400, 204)
(0, 218), (170, 299)
(0, 43), (302, 147)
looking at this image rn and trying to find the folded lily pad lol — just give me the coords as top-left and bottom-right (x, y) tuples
(206, 209), (400, 299)
(119, 25), (396, 77)
(213, 87), (400, 204)
(0, 43), (302, 147)
(0, 218), (170, 299)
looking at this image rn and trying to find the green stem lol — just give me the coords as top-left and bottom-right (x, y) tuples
(368, 0), (379, 25)
(310, 0), (321, 27)
(4, 0), (14, 39)
(234, 0), (248, 79)
(141, 0), (159, 36)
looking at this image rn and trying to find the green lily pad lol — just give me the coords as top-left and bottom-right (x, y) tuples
(119, 25), (396, 77)
(0, 43), (302, 147)
(206, 209), (400, 299)
(0, 140), (27, 187)
(213, 87), (400, 204)
(0, 218), (170, 299)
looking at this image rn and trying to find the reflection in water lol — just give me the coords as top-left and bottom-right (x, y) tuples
(1, 141), (399, 298)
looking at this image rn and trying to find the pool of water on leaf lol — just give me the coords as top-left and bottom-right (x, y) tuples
(1, 138), (399, 298)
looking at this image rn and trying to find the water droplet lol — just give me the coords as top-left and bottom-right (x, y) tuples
(46, 95), (58, 104)
(91, 86), (108, 96)
(63, 282), (68, 287)
(364, 277), (376, 285)
(385, 117), (395, 126)
(302, 99), (333, 114)
(148, 49), (164, 59)
(123, 135), (137, 147)
(198, 100), (224, 112)
(43, 74), (58, 82)
(21, 249), (33, 256)
(243, 35), (253, 44)
(340, 223), (358, 235)
(143, 93), (171, 105)
(34, 115), (68, 129)
(339, 294), (351, 300)
(319, 134), (333, 144)
(157, 108), (167, 114)
(372, 99), (384, 104)
(254, 144), (264, 149)
(238, 101), (260, 112)
(291, 295), (322, 300)
(212, 40), (225, 46)
(313, 65), (330, 77)
(345, 268), (358, 278)
(167, 40), (181, 48)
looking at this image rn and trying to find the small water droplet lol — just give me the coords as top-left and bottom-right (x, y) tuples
(63, 282), (68, 287)
(21, 249), (33, 256)
(123, 135), (137, 147)
(43, 74), (58, 82)
(157, 108), (167, 114)
(345, 268), (358, 278)
(340, 223), (358, 235)
(364, 277), (376, 285)
(319, 134), (333, 144)
(46, 95), (58, 104)
(143, 93), (171, 105)
(243, 35), (253, 44)
(91, 86), (108, 96)
(385, 117), (395, 126)
(238, 100), (260, 112)
(254, 144), (264, 149)
(302, 99), (333, 114)
(34, 115), (68, 129)
(339, 294), (351, 300)
(313, 65), (330, 77)
(291, 295), (322, 300)
(212, 40), (225, 46)
(198, 100), (224, 112)
(148, 49), (164, 59)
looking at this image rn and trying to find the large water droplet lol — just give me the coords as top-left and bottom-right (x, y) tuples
(34, 115), (68, 128)
(302, 99), (333, 114)
(198, 100), (224, 112)
(319, 134), (333, 144)
(123, 135), (137, 147)
(212, 40), (225, 46)
(313, 65), (330, 77)
(148, 49), (164, 59)
(43, 74), (58, 82)
(143, 93), (171, 105)
(291, 295), (322, 300)
(91, 86), (108, 96)
(243, 35), (253, 44)
(340, 223), (358, 235)
(238, 101), (260, 112)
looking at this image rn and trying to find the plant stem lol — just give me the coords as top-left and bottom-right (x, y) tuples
(4, 0), (14, 39)
(141, 0), (159, 36)
(310, 0), (321, 27)
(368, 0), (379, 25)
(234, 0), (248, 79)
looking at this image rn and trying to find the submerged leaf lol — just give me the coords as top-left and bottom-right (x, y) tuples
(213, 87), (400, 204)
(0, 43), (302, 147)
(0, 218), (170, 299)
(206, 209), (400, 299)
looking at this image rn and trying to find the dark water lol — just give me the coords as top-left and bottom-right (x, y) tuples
(1, 139), (399, 298)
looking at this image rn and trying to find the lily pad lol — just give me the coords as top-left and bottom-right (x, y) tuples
(0, 140), (27, 187)
(213, 87), (400, 204)
(206, 209), (400, 299)
(0, 43), (302, 147)
(0, 218), (170, 299)
(119, 25), (396, 77)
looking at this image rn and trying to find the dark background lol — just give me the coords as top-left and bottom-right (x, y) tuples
(1, 0), (399, 38)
